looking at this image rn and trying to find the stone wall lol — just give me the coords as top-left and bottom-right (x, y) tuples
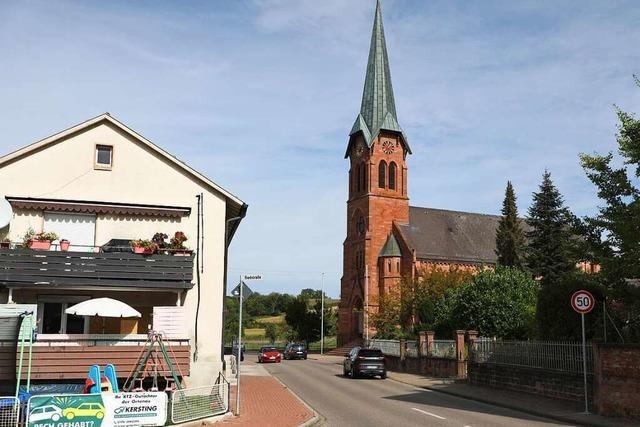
(593, 343), (640, 419)
(384, 355), (459, 378)
(467, 362), (592, 403)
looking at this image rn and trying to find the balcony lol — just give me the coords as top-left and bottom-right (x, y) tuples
(0, 247), (194, 291)
(0, 335), (190, 381)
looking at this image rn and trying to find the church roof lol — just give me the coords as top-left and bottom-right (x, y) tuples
(397, 206), (501, 264)
(349, 0), (410, 153)
(379, 234), (402, 257)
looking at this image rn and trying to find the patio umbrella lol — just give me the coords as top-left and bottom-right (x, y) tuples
(65, 298), (141, 318)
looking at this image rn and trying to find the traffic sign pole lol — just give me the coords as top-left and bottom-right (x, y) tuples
(581, 312), (589, 414)
(236, 274), (243, 416)
(571, 289), (594, 415)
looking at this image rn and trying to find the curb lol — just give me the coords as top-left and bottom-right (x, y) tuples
(387, 375), (609, 427)
(270, 373), (324, 427)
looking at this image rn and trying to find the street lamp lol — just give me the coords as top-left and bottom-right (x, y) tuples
(320, 272), (325, 355)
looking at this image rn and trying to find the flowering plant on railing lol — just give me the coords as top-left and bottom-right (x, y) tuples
(170, 231), (188, 250)
(130, 239), (158, 254)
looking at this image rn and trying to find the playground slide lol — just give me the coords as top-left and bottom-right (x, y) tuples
(88, 365), (101, 394)
(104, 364), (119, 393)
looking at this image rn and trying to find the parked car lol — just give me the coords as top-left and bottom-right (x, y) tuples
(258, 346), (281, 363)
(343, 347), (386, 379)
(284, 343), (308, 360)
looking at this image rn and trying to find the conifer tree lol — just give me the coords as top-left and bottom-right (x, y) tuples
(526, 170), (576, 282)
(495, 181), (526, 267)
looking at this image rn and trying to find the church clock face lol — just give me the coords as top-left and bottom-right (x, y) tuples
(381, 140), (395, 155)
(354, 142), (365, 158)
(356, 216), (366, 236)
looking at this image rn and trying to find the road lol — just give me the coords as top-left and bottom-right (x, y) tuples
(259, 355), (571, 427)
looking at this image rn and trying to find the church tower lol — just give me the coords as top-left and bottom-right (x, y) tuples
(338, 0), (411, 345)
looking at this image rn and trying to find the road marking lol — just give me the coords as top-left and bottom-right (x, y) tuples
(411, 407), (446, 420)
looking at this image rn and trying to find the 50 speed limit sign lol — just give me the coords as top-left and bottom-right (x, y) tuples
(571, 290), (595, 314)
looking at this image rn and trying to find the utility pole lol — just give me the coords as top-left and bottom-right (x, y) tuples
(320, 272), (325, 355)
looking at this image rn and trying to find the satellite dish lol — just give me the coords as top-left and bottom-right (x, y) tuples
(0, 198), (12, 229)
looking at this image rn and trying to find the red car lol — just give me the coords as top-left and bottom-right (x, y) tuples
(258, 346), (281, 363)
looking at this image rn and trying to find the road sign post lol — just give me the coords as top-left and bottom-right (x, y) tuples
(233, 274), (261, 416)
(571, 290), (595, 415)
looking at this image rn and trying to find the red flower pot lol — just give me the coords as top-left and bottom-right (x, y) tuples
(60, 240), (71, 251)
(173, 249), (193, 257)
(133, 246), (155, 255)
(29, 240), (51, 250)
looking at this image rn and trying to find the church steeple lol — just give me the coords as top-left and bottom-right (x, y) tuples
(349, 0), (410, 154)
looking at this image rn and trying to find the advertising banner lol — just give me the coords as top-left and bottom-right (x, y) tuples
(27, 392), (167, 427)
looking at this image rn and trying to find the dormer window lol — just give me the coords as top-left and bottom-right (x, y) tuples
(95, 144), (113, 170)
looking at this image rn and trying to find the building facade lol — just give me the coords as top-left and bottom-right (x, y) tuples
(338, 1), (501, 345)
(0, 113), (246, 385)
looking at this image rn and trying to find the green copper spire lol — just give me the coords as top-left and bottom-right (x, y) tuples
(379, 233), (402, 257)
(350, 0), (410, 153)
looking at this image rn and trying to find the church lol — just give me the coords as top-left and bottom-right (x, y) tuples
(338, 1), (502, 345)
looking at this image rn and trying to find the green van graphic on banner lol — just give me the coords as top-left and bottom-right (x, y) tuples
(28, 394), (105, 427)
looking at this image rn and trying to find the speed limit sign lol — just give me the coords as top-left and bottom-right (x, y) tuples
(571, 290), (595, 314)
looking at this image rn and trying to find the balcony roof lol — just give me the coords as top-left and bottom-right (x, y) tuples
(6, 196), (191, 218)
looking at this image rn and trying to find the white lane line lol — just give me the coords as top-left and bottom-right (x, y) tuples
(411, 407), (446, 420)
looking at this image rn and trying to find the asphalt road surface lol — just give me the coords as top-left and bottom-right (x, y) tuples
(260, 355), (571, 427)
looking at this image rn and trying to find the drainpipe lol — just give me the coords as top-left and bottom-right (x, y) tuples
(221, 203), (248, 370)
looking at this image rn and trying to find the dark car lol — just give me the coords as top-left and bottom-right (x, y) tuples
(343, 347), (386, 379)
(231, 341), (245, 362)
(258, 346), (282, 363)
(284, 343), (308, 360)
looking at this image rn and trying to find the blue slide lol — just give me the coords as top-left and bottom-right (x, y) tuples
(103, 364), (119, 393)
(88, 365), (101, 394)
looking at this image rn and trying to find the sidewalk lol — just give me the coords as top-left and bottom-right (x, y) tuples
(221, 362), (315, 427)
(387, 371), (637, 427)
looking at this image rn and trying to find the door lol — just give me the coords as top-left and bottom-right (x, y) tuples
(43, 212), (96, 251)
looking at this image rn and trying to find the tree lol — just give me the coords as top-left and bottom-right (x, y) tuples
(284, 296), (321, 343)
(434, 268), (538, 339)
(526, 170), (577, 283)
(370, 267), (472, 338)
(579, 80), (640, 340)
(495, 181), (526, 267)
(264, 323), (278, 343)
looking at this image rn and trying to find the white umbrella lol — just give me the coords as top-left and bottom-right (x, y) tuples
(65, 298), (141, 318)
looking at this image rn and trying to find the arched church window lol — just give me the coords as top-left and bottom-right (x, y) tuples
(378, 161), (387, 188)
(355, 164), (361, 192)
(389, 162), (397, 190)
(360, 162), (367, 192)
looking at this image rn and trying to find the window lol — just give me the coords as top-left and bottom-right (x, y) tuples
(378, 161), (387, 188)
(389, 162), (397, 190)
(360, 162), (367, 192)
(95, 145), (113, 169)
(37, 297), (89, 334)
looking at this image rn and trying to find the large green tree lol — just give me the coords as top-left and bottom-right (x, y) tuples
(526, 170), (577, 282)
(284, 296), (321, 343)
(434, 267), (538, 339)
(579, 81), (640, 340)
(495, 181), (526, 267)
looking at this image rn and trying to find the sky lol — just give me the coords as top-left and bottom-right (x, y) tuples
(1, 0), (639, 298)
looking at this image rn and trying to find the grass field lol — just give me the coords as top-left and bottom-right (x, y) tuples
(256, 314), (285, 324)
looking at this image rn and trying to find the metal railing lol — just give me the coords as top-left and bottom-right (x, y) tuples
(471, 339), (593, 374)
(0, 397), (19, 427)
(406, 340), (419, 358)
(171, 379), (230, 424)
(368, 339), (400, 356)
(431, 339), (456, 359)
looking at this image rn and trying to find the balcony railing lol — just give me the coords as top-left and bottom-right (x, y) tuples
(0, 247), (194, 290)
